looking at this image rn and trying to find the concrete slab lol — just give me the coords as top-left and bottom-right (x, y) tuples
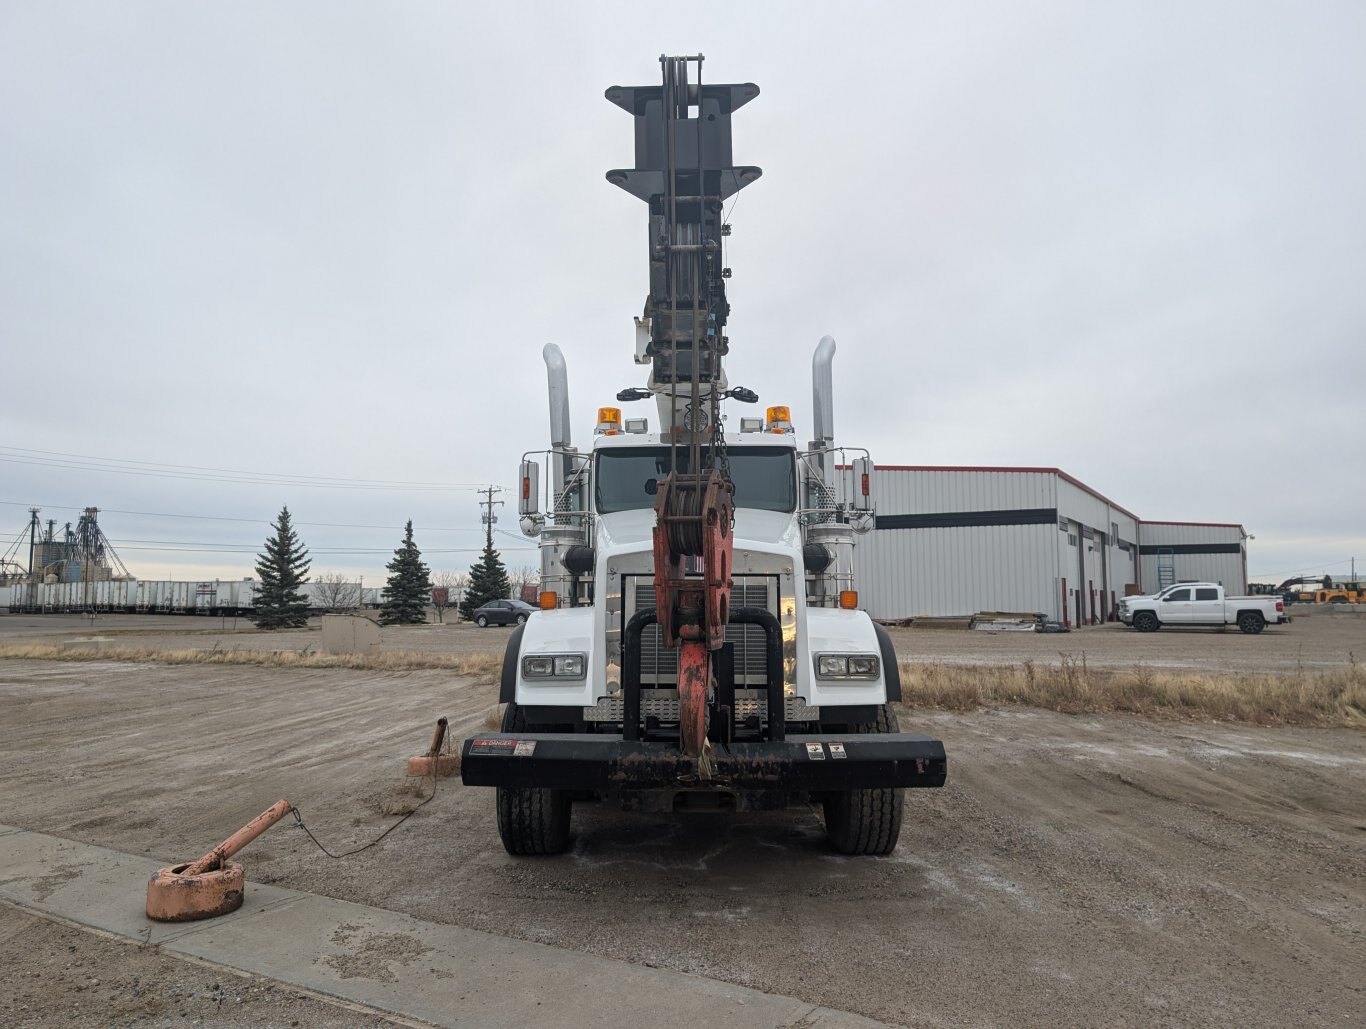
(0, 825), (885, 1028)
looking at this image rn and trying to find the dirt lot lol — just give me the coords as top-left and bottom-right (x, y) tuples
(1, 615), (1364, 1026)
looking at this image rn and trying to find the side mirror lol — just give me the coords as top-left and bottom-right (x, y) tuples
(851, 457), (874, 512)
(519, 460), (541, 515)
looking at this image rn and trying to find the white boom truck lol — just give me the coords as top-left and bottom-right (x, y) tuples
(1118, 583), (1289, 634)
(460, 55), (947, 856)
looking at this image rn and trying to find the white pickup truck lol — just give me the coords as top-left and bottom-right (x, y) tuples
(1118, 583), (1289, 634)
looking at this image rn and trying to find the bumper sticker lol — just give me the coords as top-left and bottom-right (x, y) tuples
(806, 742), (825, 760)
(513, 740), (537, 757)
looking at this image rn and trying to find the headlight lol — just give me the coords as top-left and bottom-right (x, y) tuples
(814, 653), (880, 680)
(522, 653), (587, 679)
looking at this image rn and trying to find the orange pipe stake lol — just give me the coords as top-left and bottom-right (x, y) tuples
(406, 716), (459, 777)
(426, 717), (449, 759)
(146, 799), (291, 922)
(182, 799), (292, 876)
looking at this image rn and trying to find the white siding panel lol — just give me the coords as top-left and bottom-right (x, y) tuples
(874, 469), (1057, 516)
(856, 523), (1059, 619)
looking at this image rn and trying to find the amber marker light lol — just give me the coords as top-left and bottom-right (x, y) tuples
(765, 405), (793, 433)
(596, 407), (622, 435)
(839, 590), (859, 610)
(539, 591), (558, 610)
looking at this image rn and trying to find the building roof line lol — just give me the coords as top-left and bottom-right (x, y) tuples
(1139, 519), (1246, 530)
(871, 465), (1141, 523)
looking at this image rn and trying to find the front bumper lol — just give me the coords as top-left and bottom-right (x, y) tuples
(460, 732), (948, 791)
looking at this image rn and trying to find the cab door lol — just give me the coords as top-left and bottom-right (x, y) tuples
(1191, 586), (1222, 624)
(1158, 586), (1193, 624)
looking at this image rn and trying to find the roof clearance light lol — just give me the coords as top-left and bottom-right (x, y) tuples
(765, 405), (793, 434)
(595, 406), (622, 435)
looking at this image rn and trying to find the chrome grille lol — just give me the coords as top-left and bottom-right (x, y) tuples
(584, 689), (819, 723)
(631, 578), (774, 685)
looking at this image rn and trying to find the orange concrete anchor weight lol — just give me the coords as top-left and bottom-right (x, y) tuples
(145, 799), (292, 922)
(406, 716), (459, 777)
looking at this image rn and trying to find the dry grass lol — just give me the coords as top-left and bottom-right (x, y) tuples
(5, 641), (1361, 729)
(899, 653), (1366, 729)
(379, 779), (434, 816)
(481, 707), (505, 731)
(0, 642), (503, 680)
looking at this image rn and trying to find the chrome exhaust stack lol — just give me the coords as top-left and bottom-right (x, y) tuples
(811, 335), (837, 481)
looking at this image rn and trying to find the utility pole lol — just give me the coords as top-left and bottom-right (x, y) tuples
(478, 486), (504, 550)
(27, 508), (39, 582)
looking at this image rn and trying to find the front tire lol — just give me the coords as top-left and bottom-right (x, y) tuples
(475, 614), (489, 628)
(495, 701), (572, 855)
(1133, 611), (1160, 633)
(1237, 611), (1265, 634)
(821, 704), (905, 856)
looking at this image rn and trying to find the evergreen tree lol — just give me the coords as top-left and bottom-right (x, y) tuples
(380, 520), (432, 625)
(460, 540), (512, 621)
(254, 506), (311, 630)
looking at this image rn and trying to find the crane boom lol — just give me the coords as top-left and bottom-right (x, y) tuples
(606, 55), (764, 774)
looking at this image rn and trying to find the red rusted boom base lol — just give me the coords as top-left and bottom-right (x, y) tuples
(652, 468), (734, 776)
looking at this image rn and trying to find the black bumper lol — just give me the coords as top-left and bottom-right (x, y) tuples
(460, 732), (948, 791)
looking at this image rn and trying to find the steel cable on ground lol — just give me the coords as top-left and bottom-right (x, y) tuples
(288, 740), (448, 859)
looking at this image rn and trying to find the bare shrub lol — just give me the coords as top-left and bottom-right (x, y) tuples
(313, 572), (360, 611)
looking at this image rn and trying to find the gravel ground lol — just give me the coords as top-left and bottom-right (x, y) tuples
(1, 613), (1363, 1027)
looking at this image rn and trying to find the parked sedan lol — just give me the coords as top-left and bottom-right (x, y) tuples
(471, 599), (536, 627)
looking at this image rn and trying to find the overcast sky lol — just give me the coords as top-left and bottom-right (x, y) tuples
(2, 1), (1363, 587)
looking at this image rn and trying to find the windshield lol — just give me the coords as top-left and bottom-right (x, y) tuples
(595, 446), (797, 515)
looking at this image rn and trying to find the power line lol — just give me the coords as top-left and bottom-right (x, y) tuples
(113, 545), (533, 555)
(0, 447), (491, 491)
(0, 500), (499, 534)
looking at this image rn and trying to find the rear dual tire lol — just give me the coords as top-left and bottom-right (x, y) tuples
(820, 704), (905, 856)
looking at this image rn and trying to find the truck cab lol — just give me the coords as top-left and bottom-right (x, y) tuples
(511, 428), (892, 718)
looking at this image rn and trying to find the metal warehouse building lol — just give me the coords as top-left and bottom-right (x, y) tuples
(853, 466), (1248, 624)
